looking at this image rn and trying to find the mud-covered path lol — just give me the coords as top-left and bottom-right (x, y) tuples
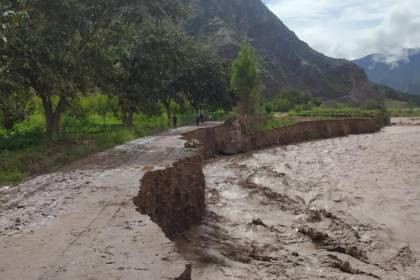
(178, 120), (420, 279)
(0, 124), (219, 280)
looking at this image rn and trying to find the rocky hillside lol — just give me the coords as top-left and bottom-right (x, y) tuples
(354, 49), (420, 95)
(186, 0), (377, 102)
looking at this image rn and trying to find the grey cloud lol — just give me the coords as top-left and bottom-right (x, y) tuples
(267, 0), (420, 63)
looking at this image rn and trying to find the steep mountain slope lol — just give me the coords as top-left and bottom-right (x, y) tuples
(186, 0), (377, 102)
(354, 49), (420, 95)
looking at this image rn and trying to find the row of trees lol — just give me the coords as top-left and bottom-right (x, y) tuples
(0, 0), (235, 134)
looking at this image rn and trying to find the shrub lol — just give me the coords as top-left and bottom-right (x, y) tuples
(0, 169), (25, 185)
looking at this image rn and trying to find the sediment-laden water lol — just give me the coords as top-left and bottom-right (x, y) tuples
(177, 122), (420, 279)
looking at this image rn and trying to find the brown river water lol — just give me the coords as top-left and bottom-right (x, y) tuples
(176, 120), (420, 279)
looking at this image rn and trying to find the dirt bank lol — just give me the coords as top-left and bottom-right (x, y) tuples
(183, 117), (381, 157)
(177, 119), (420, 279)
(134, 155), (206, 238)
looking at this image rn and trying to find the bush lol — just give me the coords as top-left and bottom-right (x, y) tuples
(267, 90), (319, 113)
(0, 169), (25, 185)
(0, 126), (45, 151)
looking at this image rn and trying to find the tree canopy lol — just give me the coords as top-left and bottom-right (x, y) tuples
(230, 43), (260, 115)
(0, 0), (232, 133)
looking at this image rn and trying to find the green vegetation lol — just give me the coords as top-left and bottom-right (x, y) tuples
(383, 97), (420, 117)
(388, 108), (420, 117)
(230, 43), (260, 115)
(384, 98), (410, 109)
(288, 106), (383, 119)
(244, 116), (298, 134)
(373, 84), (420, 107)
(0, 1), (235, 185)
(263, 90), (322, 113)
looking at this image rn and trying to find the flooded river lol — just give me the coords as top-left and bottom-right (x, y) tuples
(177, 120), (420, 279)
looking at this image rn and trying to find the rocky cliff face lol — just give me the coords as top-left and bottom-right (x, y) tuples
(186, 0), (377, 102)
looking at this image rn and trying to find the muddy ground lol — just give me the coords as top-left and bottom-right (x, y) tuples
(177, 118), (420, 279)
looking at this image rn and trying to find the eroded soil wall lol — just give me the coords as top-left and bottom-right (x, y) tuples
(134, 118), (382, 239)
(133, 155), (206, 239)
(183, 118), (382, 157)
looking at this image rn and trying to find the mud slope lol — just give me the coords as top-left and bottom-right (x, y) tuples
(177, 120), (420, 279)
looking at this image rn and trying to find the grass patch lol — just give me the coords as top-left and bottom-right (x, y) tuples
(0, 130), (137, 186)
(384, 98), (411, 109)
(261, 117), (299, 130)
(388, 108), (420, 117)
(288, 107), (382, 119)
(0, 169), (25, 185)
(244, 115), (299, 134)
(0, 113), (173, 186)
(287, 106), (391, 126)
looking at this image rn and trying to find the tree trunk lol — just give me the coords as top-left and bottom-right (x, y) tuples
(3, 116), (15, 130)
(45, 111), (62, 135)
(2, 113), (15, 131)
(41, 95), (66, 135)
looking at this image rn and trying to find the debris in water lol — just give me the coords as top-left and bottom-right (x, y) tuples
(250, 218), (268, 228)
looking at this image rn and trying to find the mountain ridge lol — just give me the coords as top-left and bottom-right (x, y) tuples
(186, 0), (377, 102)
(353, 49), (420, 96)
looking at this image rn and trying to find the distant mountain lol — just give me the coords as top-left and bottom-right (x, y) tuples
(186, 0), (377, 102)
(353, 49), (420, 96)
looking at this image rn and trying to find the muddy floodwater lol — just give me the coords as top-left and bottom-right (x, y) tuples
(177, 121), (420, 279)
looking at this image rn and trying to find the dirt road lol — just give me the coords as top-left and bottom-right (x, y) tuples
(0, 124), (218, 280)
(178, 119), (420, 279)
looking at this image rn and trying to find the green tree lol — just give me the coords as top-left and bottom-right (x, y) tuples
(230, 43), (260, 115)
(176, 44), (233, 114)
(0, 1), (32, 130)
(0, 90), (34, 130)
(96, 2), (190, 127)
(108, 19), (191, 127)
(2, 0), (142, 134)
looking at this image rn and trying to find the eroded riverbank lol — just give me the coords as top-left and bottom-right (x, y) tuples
(177, 121), (420, 279)
(0, 118), (409, 279)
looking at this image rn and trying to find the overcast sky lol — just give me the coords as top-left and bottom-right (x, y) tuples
(265, 0), (420, 62)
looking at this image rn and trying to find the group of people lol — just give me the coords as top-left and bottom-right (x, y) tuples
(171, 111), (208, 128)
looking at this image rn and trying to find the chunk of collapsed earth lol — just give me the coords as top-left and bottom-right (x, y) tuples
(184, 139), (202, 148)
(298, 226), (329, 243)
(250, 218), (268, 228)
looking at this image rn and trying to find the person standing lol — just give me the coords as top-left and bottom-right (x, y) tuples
(199, 112), (204, 125)
(196, 114), (200, 126)
(172, 114), (177, 128)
